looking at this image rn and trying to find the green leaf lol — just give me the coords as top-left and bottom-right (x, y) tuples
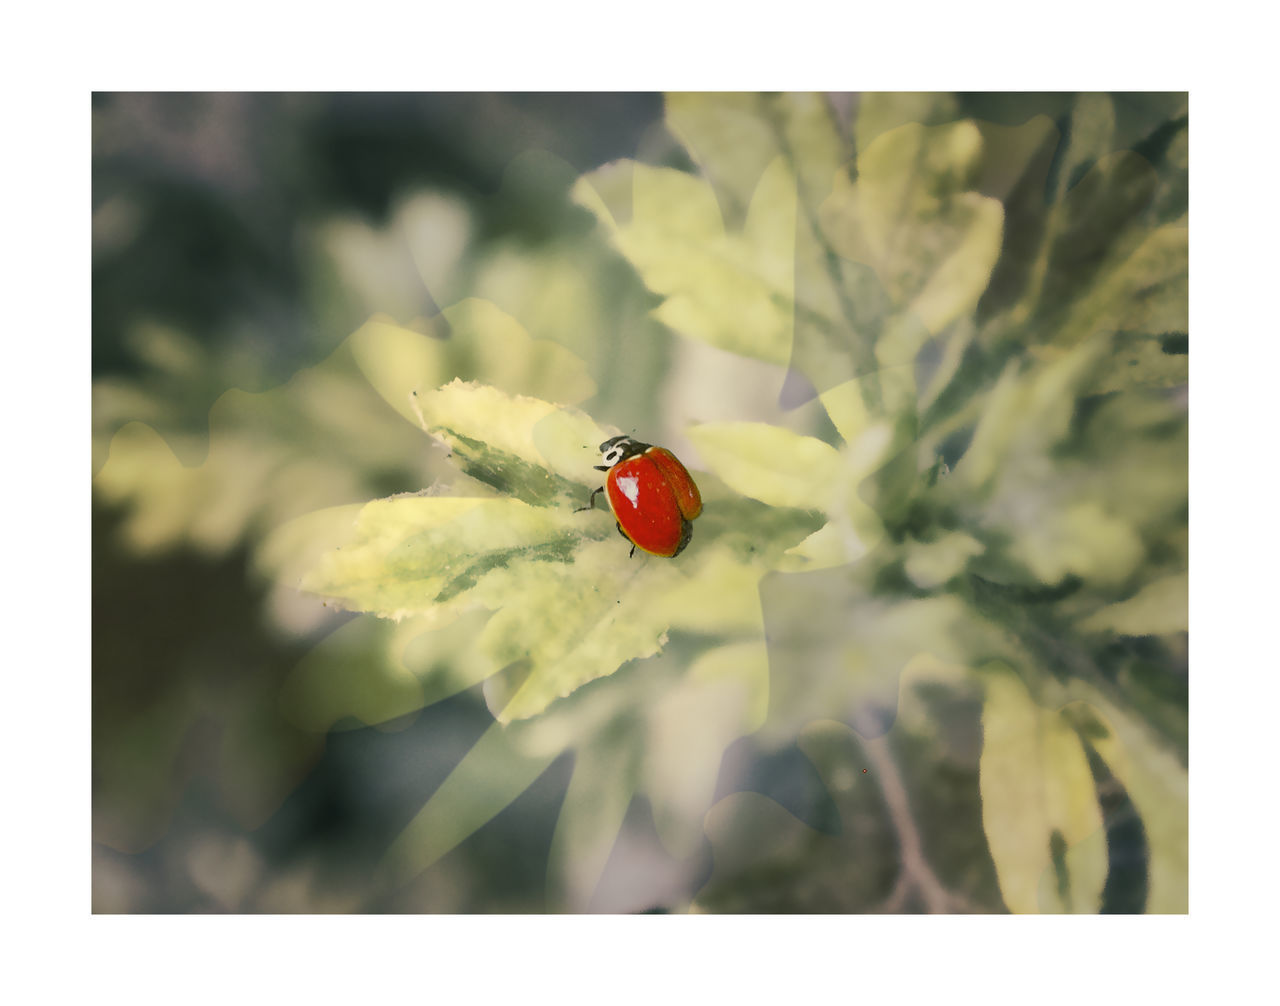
(275, 610), (496, 732)
(318, 191), (473, 324)
(293, 397), (824, 722)
(93, 334), (453, 557)
(573, 156), (796, 366)
(942, 330), (1184, 594)
(978, 664), (1107, 914)
(786, 114), (1041, 401)
(546, 730), (640, 912)
(1090, 333), (1188, 395)
(1054, 224), (1187, 351)
(696, 659), (1002, 913)
(903, 531), (985, 589)
(1065, 686), (1187, 912)
(818, 120), (1005, 348)
(759, 563), (975, 741)
(686, 416), (901, 573)
(643, 642), (768, 858)
(665, 92), (849, 228)
(1011, 500), (1147, 590)
(483, 501), (818, 722)
(951, 333), (1110, 495)
(853, 92), (963, 153)
(1054, 94), (1117, 205)
(664, 92), (793, 224)
(381, 721), (560, 888)
(348, 299), (597, 430)
(1079, 572), (1188, 637)
(410, 379), (604, 505)
(299, 495), (583, 622)
(687, 421), (843, 510)
(1015, 151), (1161, 335)
(375, 636), (776, 903)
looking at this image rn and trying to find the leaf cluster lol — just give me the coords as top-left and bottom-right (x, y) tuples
(95, 92), (1187, 913)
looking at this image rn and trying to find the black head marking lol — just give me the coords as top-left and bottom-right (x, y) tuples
(596, 435), (650, 470)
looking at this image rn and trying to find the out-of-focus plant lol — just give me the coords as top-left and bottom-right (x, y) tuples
(95, 92), (1186, 913)
(91, 157), (652, 865)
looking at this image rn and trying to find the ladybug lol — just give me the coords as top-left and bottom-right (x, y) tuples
(578, 435), (703, 557)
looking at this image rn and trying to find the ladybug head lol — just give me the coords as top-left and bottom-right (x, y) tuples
(595, 435), (648, 471)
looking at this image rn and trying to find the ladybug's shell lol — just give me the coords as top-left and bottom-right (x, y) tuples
(606, 447), (702, 557)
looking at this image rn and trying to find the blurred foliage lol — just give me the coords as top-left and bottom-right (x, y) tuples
(93, 92), (1186, 913)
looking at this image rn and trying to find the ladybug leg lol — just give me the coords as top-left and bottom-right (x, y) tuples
(614, 521), (637, 557)
(575, 486), (605, 513)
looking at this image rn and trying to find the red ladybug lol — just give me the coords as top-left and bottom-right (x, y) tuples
(579, 435), (703, 557)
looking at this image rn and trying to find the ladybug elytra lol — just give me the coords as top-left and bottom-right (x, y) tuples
(578, 435), (703, 557)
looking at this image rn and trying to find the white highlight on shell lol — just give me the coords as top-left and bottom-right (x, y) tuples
(616, 475), (640, 505)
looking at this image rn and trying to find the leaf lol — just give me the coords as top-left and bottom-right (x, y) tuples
(1079, 572), (1188, 637)
(484, 500), (819, 722)
(276, 609), (496, 732)
(1064, 686), (1187, 912)
(666, 92), (849, 231)
(319, 191), (473, 324)
(470, 544), (687, 722)
(643, 642), (768, 858)
(903, 531), (985, 590)
(410, 379), (604, 505)
(971, 116), (1061, 203)
(819, 120), (1005, 348)
(294, 394), (824, 722)
(93, 335), (451, 558)
(1010, 500), (1146, 590)
(687, 422), (843, 510)
(299, 495), (582, 622)
(696, 659), (1003, 913)
(380, 721), (561, 888)
(978, 664), (1107, 913)
(469, 231), (621, 372)
(759, 562), (975, 741)
(348, 299), (597, 430)
(95, 421), (234, 553)
(573, 156), (796, 366)
(950, 335), (1106, 488)
(93, 296), (602, 570)
(853, 92), (962, 153)
(1090, 332), (1188, 395)
(1016, 151), (1161, 334)
(1054, 93), (1117, 204)
(786, 114), (1045, 402)
(942, 330), (1183, 594)
(781, 519), (872, 571)
(545, 729), (640, 912)
(254, 502), (366, 600)
(1069, 391), (1188, 534)
(1053, 224), (1187, 351)
(1036, 827), (1107, 915)
(686, 415), (900, 574)
(664, 92), (791, 224)
(377, 637), (775, 902)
